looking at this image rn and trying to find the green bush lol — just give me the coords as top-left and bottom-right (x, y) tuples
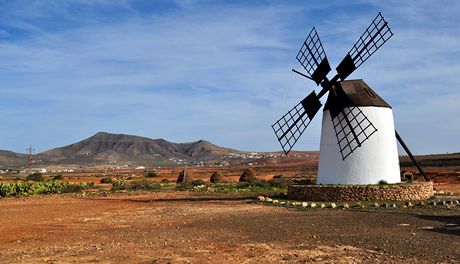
(252, 179), (270, 188)
(111, 180), (161, 191)
(53, 174), (64, 180)
(145, 172), (158, 178)
(111, 181), (127, 191)
(176, 179), (210, 191)
(378, 180), (388, 185)
(268, 176), (293, 189)
(131, 180), (161, 191)
(26, 172), (44, 182)
(0, 180), (93, 197)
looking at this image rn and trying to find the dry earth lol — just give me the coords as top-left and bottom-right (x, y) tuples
(0, 192), (459, 264)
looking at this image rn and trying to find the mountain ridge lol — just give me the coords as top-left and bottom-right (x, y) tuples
(0, 132), (241, 167)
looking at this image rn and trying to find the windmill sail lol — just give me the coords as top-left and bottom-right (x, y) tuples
(332, 106), (377, 160)
(272, 91), (322, 154)
(336, 12), (393, 80)
(296, 27), (331, 85)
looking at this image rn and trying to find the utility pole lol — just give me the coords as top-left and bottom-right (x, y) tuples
(26, 145), (34, 173)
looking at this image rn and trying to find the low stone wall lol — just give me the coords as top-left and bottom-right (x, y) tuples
(287, 181), (434, 202)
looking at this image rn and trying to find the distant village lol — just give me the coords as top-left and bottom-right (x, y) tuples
(0, 152), (313, 175)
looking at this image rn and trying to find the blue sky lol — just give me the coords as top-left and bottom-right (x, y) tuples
(0, 0), (459, 154)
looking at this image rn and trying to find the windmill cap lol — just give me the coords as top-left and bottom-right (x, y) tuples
(324, 79), (391, 110)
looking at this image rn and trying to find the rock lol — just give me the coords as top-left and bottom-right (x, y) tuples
(330, 203), (337, 209)
(272, 200), (279, 204)
(265, 198), (273, 203)
(405, 201), (413, 207)
(437, 190), (445, 195)
(383, 203), (390, 208)
(301, 202), (308, 208)
(342, 203), (350, 209)
(257, 196), (265, 202)
(418, 201), (425, 206)
(441, 200), (447, 206)
(391, 203), (397, 208)
(374, 202), (380, 208)
(320, 203), (326, 208)
(310, 202), (317, 208)
(280, 201), (286, 205)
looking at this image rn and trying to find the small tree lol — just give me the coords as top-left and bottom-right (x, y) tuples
(239, 168), (257, 183)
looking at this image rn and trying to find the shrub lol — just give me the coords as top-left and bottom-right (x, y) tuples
(100, 177), (113, 184)
(239, 168), (257, 183)
(111, 181), (127, 191)
(268, 176), (292, 189)
(61, 184), (84, 193)
(145, 172), (158, 178)
(378, 180), (388, 185)
(176, 179), (209, 191)
(111, 180), (161, 191)
(190, 179), (208, 186)
(53, 174), (64, 180)
(130, 180), (161, 191)
(26, 172), (44, 182)
(0, 180), (93, 197)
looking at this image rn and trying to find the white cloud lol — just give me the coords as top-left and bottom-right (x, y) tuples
(0, 1), (459, 155)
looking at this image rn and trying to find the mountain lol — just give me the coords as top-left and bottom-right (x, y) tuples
(0, 132), (238, 167)
(0, 150), (28, 167)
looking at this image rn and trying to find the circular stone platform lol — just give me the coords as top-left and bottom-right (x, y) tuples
(287, 181), (434, 202)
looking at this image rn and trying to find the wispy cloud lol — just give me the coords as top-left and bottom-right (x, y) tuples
(0, 0), (458, 154)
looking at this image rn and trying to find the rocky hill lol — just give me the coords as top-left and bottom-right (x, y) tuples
(0, 132), (241, 167)
(0, 150), (28, 167)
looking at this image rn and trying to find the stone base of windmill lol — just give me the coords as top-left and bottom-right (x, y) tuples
(287, 181), (434, 202)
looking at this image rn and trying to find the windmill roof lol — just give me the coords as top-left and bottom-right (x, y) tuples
(325, 79), (391, 109)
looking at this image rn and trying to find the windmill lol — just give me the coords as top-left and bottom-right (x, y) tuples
(272, 13), (427, 184)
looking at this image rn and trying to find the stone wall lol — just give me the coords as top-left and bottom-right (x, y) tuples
(287, 181), (434, 202)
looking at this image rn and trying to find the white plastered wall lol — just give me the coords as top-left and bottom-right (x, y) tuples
(317, 107), (400, 185)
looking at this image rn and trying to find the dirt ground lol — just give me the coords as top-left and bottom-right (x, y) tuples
(0, 192), (459, 264)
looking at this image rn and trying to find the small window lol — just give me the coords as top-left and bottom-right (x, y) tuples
(364, 88), (376, 98)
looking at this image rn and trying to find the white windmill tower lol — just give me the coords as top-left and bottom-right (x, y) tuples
(272, 13), (428, 185)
